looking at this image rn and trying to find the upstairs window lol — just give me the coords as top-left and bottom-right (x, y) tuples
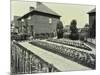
(21, 19), (24, 22)
(49, 18), (52, 24)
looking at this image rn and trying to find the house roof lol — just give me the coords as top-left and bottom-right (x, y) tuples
(87, 8), (96, 14)
(18, 2), (61, 20)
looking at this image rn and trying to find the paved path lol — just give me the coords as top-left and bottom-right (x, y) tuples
(19, 42), (91, 72)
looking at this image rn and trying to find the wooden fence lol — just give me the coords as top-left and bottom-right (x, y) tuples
(11, 41), (60, 74)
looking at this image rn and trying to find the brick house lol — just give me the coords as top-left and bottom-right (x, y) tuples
(17, 2), (61, 39)
(87, 8), (96, 38)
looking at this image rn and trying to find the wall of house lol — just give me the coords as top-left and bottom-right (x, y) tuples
(18, 20), (22, 33)
(14, 16), (20, 28)
(89, 13), (96, 38)
(33, 14), (60, 34)
(13, 16), (20, 33)
(89, 14), (95, 28)
(18, 14), (60, 38)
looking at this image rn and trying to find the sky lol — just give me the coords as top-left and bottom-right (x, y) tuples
(11, 0), (95, 28)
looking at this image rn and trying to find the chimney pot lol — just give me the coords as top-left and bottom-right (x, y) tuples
(29, 6), (34, 11)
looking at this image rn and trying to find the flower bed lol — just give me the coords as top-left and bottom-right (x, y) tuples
(30, 40), (95, 69)
(47, 39), (92, 51)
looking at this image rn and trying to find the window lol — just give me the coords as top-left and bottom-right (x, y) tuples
(49, 18), (52, 24)
(21, 19), (24, 22)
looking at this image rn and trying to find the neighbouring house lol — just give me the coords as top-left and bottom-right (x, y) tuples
(11, 20), (14, 32)
(11, 16), (20, 33)
(86, 8), (96, 44)
(11, 20), (18, 40)
(87, 8), (96, 38)
(63, 25), (71, 38)
(17, 2), (61, 39)
(79, 27), (89, 41)
(14, 16), (20, 33)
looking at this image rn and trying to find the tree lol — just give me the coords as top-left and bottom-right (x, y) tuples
(56, 21), (64, 39)
(84, 24), (89, 41)
(69, 19), (79, 40)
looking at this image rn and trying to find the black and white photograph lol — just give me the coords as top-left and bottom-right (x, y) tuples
(11, 0), (96, 74)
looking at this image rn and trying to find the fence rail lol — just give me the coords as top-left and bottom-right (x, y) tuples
(11, 41), (60, 74)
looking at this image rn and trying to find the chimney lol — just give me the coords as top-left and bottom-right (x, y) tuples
(36, 2), (42, 9)
(29, 6), (35, 11)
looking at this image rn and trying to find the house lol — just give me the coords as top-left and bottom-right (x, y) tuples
(11, 20), (14, 32)
(79, 27), (89, 41)
(13, 16), (20, 33)
(87, 8), (96, 38)
(63, 25), (71, 38)
(17, 2), (61, 39)
(63, 25), (70, 32)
